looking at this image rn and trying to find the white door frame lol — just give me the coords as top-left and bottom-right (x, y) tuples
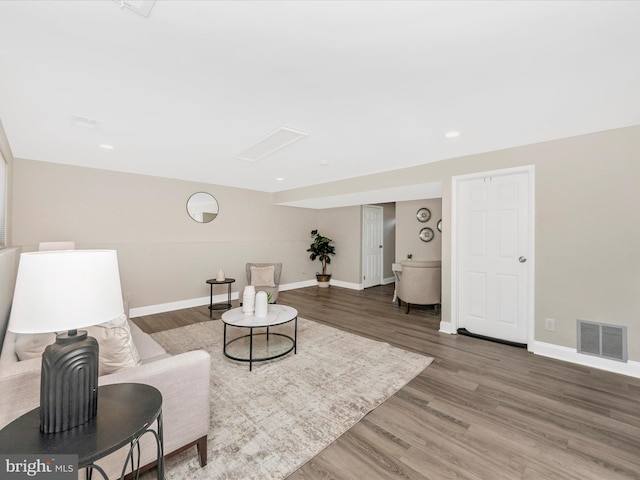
(362, 205), (384, 289)
(449, 165), (536, 350)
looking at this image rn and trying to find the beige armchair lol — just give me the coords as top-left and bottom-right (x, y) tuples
(396, 260), (441, 314)
(245, 262), (282, 303)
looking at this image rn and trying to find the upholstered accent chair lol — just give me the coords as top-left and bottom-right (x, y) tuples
(396, 260), (441, 314)
(245, 262), (282, 303)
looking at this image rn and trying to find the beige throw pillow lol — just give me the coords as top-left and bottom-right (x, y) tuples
(14, 333), (54, 360)
(250, 265), (276, 287)
(14, 313), (141, 376)
(88, 313), (141, 375)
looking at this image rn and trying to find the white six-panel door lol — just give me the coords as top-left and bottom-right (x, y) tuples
(362, 205), (383, 288)
(457, 169), (532, 344)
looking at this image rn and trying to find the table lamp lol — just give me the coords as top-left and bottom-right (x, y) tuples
(8, 250), (124, 433)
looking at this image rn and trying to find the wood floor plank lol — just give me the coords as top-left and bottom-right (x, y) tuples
(132, 284), (640, 479)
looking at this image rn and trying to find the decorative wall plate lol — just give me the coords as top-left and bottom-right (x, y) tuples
(437, 219), (442, 232)
(416, 208), (431, 222)
(419, 227), (434, 242)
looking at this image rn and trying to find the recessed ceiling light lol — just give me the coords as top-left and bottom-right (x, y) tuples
(445, 131), (461, 138)
(276, 177), (285, 182)
(99, 144), (115, 150)
(319, 160), (330, 166)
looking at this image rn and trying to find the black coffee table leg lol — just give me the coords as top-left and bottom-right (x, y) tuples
(249, 327), (254, 371)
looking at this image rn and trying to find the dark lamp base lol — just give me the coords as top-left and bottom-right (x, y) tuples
(40, 330), (99, 433)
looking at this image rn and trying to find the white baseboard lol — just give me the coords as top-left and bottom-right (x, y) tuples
(330, 279), (362, 290)
(279, 280), (316, 290)
(439, 321), (456, 334)
(532, 341), (640, 379)
(129, 296), (216, 318)
(128, 279), (361, 318)
(382, 275), (396, 285)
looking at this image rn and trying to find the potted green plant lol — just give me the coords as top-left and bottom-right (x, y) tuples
(307, 229), (335, 288)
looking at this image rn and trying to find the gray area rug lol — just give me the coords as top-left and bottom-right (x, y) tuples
(150, 318), (433, 480)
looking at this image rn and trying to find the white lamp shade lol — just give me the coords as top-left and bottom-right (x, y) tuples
(8, 250), (124, 334)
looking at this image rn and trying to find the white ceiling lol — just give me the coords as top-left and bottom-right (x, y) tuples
(1, 0), (640, 195)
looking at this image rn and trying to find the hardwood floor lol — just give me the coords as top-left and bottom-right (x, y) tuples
(133, 285), (640, 480)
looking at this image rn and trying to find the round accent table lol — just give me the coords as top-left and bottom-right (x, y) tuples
(206, 277), (235, 317)
(0, 383), (164, 480)
(222, 305), (298, 371)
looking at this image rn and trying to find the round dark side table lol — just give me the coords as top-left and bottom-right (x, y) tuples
(0, 383), (164, 480)
(206, 277), (235, 317)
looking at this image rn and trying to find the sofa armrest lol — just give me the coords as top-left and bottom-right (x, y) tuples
(0, 357), (42, 429)
(98, 350), (211, 454)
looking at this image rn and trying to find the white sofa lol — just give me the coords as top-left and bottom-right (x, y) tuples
(0, 306), (211, 478)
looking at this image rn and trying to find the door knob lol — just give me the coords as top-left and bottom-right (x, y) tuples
(519, 256), (527, 263)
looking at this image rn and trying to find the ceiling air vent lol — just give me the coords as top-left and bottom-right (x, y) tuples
(113, 0), (156, 17)
(236, 127), (308, 162)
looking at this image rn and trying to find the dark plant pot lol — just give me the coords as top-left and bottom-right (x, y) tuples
(316, 273), (332, 288)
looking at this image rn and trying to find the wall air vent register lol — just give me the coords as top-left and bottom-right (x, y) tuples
(577, 319), (627, 362)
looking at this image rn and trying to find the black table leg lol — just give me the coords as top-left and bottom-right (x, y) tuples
(249, 327), (253, 372)
(209, 283), (213, 318)
(156, 411), (164, 480)
(223, 323), (227, 356)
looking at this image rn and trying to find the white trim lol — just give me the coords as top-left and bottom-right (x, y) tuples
(382, 275), (395, 285)
(362, 204), (384, 289)
(279, 280), (316, 291)
(128, 279), (363, 318)
(0, 148), (7, 249)
(445, 171), (461, 335)
(330, 279), (362, 290)
(438, 321), (456, 335)
(129, 296), (216, 318)
(533, 341), (640, 379)
(447, 165), (536, 352)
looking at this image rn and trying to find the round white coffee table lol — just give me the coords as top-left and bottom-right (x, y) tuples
(221, 305), (298, 371)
